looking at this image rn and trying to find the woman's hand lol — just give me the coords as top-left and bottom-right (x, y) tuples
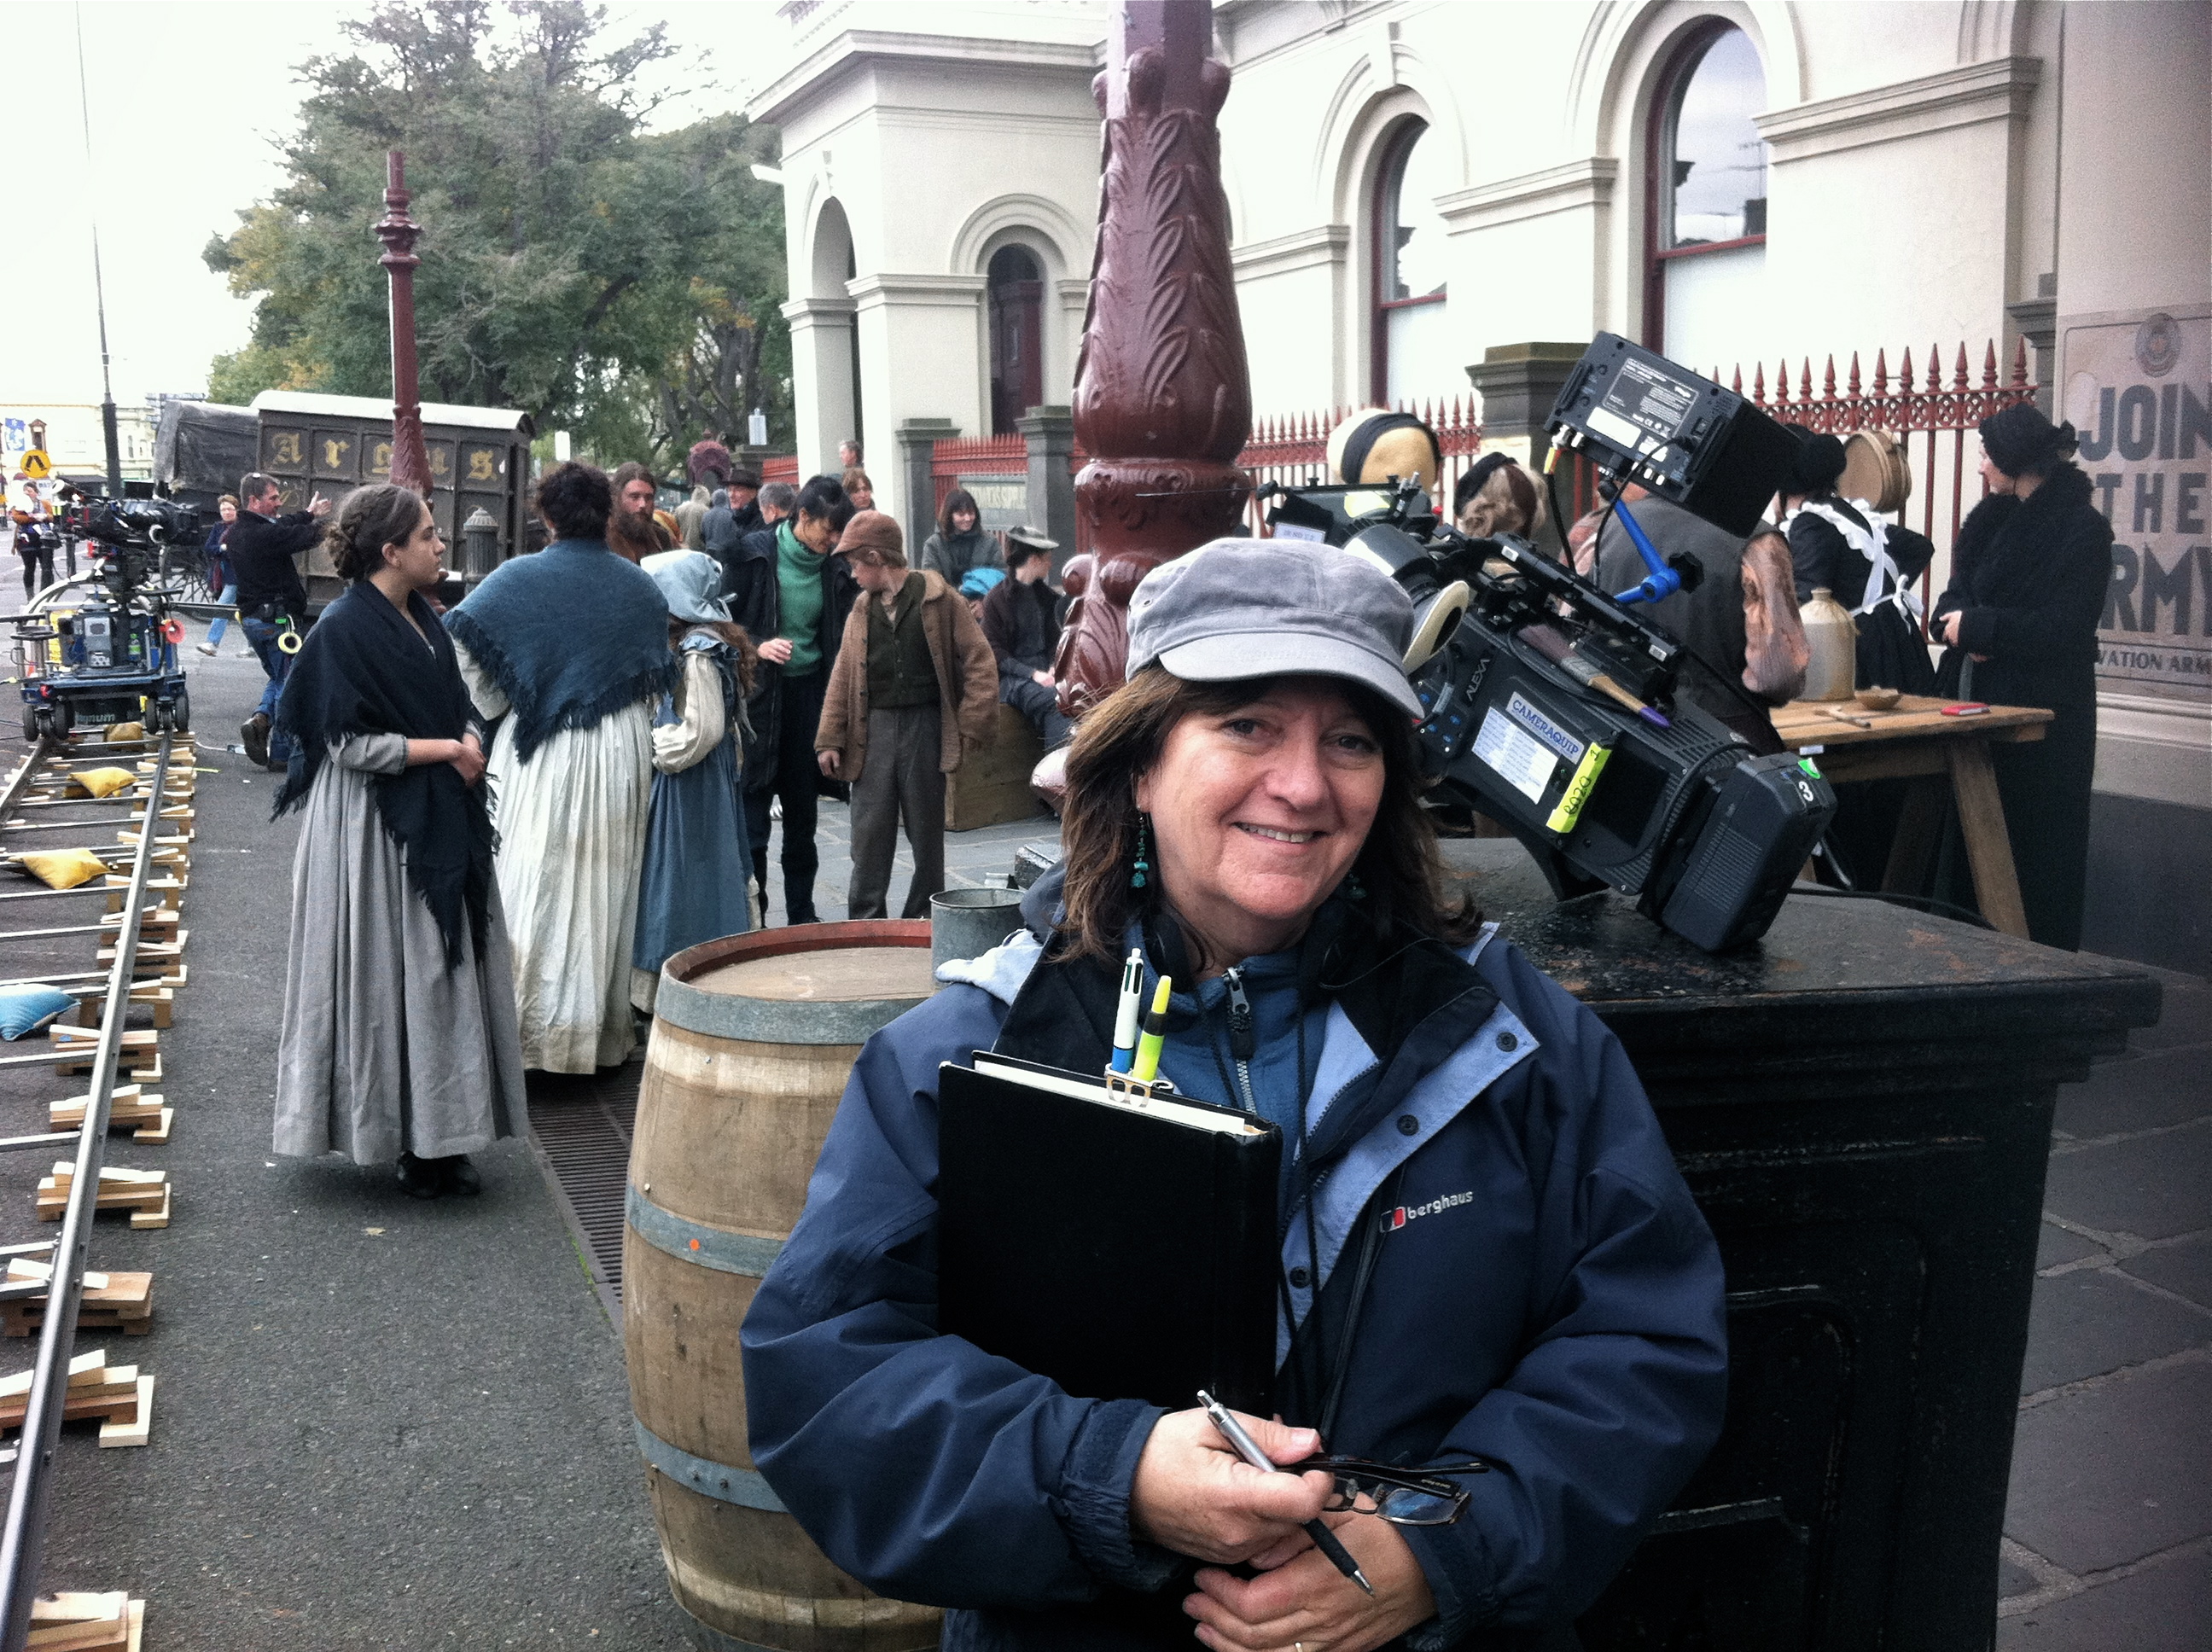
(451, 734), (485, 788)
(1129, 1408), (1330, 1566)
(760, 637), (795, 666)
(1940, 611), (1963, 648)
(1185, 1515), (1438, 1652)
(818, 750), (841, 779)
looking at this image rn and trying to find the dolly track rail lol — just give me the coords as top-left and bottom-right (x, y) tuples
(0, 730), (172, 1650)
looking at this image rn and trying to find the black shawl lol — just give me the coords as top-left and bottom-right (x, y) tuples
(272, 583), (497, 968)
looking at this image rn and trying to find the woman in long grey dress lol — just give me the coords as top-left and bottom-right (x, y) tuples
(271, 485), (527, 1199)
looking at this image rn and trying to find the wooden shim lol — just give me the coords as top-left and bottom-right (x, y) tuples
(2, 1308), (151, 1339)
(49, 1090), (166, 1130)
(102, 878), (183, 911)
(37, 1168), (170, 1223)
(135, 1108), (173, 1144)
(96, 1374), (153, 1447)
(96, 909), (180, 935)
(0, 1349), (106, 1396)
(26, 1620), (127, 1652)
(49, 1028), (158, 1051)
(0, 1377), (139, 1423)
(97, 937), (184, 965)
(31, 1591), (127, 1625)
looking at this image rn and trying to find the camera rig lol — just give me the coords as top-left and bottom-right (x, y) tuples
(15, 496), (197, 740)
(1260, 340), (1832, 951)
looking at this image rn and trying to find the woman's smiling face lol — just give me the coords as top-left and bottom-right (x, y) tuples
(1134, 677), (1387, 968)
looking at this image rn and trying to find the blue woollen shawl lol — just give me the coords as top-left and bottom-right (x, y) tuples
(445, 539), (676, 762)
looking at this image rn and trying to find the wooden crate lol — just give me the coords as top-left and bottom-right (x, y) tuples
(946, 704), (1048, 832)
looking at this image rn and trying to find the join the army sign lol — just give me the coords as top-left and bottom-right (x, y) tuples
(2061, 304), (2212, 703)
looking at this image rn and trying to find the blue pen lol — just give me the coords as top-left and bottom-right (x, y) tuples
(1109, 949), (1144, 1073)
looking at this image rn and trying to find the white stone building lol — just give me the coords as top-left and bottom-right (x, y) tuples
(749, 0), (2209, 968)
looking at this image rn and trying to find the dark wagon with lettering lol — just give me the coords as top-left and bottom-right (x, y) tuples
(246, 390), (537, 607)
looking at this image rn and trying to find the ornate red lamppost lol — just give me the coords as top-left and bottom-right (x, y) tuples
(374, 151), (435, 495)
(1055, 0), (1253, 717)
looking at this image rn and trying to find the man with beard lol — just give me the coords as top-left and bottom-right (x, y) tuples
(608, 462), (674, 563)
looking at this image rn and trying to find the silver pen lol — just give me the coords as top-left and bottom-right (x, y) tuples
(1196, 1389), (1374, 1597)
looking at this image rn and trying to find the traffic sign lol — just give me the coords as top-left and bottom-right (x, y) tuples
(20, 451), (50, 480)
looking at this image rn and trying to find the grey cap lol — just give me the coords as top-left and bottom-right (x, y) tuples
(1126, 538), (1423, 718)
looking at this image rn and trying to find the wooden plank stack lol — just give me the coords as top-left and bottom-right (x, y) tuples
(49, 1085), (172, 1143)
(0, 1259), (153, 1338)
(36, 1165), (170, 1230)
(48, 1027), (162, 1083)
(27, 1591), (144, 1652)
(0, 1349), (154, 1446)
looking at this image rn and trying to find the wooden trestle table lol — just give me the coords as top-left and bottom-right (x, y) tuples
(1768, 694), (2053, 938)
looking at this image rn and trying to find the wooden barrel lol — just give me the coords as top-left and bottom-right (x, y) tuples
(625, 920), (942, 1652)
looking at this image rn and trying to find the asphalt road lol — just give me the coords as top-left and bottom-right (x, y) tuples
(19, 627), (695, 1648)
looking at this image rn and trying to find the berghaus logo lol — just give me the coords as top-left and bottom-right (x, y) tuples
(1387, 1190), (1474, 1230)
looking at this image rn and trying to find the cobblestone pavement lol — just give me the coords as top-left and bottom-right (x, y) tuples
(1997, 961), (2212, 1649)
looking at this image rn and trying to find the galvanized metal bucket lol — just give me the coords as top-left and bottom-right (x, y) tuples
(928, 886), (1027, 975)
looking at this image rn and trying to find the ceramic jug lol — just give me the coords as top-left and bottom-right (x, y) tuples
(1799, 587), (1858, 701)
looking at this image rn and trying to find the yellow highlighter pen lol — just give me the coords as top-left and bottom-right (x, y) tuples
(1131, 976), (1173, 1083)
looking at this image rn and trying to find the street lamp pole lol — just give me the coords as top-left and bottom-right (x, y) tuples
(374, 151), (434, 496)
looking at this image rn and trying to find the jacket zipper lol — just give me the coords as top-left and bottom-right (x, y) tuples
(1221, 967), (1258, 1114)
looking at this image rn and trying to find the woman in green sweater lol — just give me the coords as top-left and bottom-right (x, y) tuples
(742, 474), (858, 923)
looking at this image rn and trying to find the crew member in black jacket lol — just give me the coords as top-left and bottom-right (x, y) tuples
(724, 474), (857, 922)
(1933, 402), (2112, 950)
(228, 471), (330, 770)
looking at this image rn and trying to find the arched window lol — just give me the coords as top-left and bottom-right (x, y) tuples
(1371, 120), (1452, 407)
(987, 245), (1045, 435)
(1644, 23), (1769, 364)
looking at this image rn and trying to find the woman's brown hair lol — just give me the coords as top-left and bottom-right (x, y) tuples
(325, 484), (428, 583)
(1055, 667), (1481, 964)
(936, 486), (981, 539)
(670, 617), (759, 698)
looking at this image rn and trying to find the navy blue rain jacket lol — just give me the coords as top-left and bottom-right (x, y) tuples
(742, 895), (1727, 1649)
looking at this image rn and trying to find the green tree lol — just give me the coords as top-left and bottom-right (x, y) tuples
(205, 0), (790, 468)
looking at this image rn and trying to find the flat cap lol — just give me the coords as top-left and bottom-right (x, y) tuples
(1126, 537), (1422, 718)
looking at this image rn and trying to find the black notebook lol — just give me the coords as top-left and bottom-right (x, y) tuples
(937, 1052), (1282, 1416)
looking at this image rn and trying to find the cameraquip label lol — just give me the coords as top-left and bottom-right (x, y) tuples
(1505, 691), (1586, 765)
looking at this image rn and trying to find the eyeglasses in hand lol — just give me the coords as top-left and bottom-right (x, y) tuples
(1286, 1454), (1494, 1527)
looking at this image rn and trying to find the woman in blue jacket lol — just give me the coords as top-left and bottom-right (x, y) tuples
(743, 539), (1728, 1651)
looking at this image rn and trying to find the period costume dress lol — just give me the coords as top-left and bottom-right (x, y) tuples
(270, 581), (526, 1164)
(445, 538), (675, 1071)
(632, 552), (754, 1013)
(1932, 462), (2111, 950)
(1784, 496), (1937, 695)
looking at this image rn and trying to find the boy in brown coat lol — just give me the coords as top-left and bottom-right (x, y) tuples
(817, 511), (999, 919)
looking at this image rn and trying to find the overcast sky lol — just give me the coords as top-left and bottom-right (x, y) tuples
(5, 0), (779, 408)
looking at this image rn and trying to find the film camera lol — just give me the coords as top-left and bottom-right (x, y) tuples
(1263, 338), (1833, 952)
(15, 494), (196, 740)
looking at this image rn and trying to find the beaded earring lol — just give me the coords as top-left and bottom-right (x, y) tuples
(1343, 870), (1368, 903)
(1129, 814), (1153, 891)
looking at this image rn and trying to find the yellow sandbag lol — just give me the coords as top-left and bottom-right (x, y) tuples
(72, 768), (136, 800)
(105, 722), (145, 742)
(17, 848), (108, 891)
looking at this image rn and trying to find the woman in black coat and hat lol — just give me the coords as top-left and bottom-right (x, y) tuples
(1931, 402), (2112, 950)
